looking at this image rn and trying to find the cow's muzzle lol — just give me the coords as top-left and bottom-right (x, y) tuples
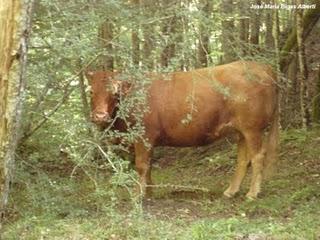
(91, 111), (110, 123)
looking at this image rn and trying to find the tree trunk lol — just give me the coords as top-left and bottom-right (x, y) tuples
(250, 0), (261, 46)
(221, 0), (235, 63)
(272, 0), (280, 71)
(238, 1), (250, 56)
(131, 0), (140, 67)
(296, 0), (311, 128)
(272, 0), (282, 126)
(141, 0), (154, 70)
(284, 52), (299, 127)
(0, 0), (34, 224)
(279, 0), (320, 71)
(197, 0), (212, 67)
(265, 0), (274, 49)
(160, 9), (178, 68)
(99, 20), (114, 71)
(313, 68), (320, 124)
(78, 61), (90, 123)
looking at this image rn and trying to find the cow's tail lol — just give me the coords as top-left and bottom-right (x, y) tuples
(263, 89), (280, 179)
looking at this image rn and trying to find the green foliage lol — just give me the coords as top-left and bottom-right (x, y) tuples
(5, 129), (320, 239)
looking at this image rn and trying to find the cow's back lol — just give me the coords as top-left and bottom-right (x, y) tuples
(144, 61), (277, 146)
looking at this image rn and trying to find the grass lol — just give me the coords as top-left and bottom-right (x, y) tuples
(2, 128), (320, 239)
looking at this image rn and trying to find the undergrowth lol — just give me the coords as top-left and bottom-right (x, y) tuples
(2, 128), (320, 240)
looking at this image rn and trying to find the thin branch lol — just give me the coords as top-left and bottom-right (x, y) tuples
(20, 53), (102, 142)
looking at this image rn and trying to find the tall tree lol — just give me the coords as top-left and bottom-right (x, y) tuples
(285, 52), (299, 126)
(99, 20), (114, 70)
(296, 0), (311, 128)
(250, 0), (261, 46)
(221, 0), (235, 63)
(0, 0), (34, 224)
(160, 0), (179, 68)
(279, 0), (320, 71)
(272, 0), (280, 71)
(141, 0), (155, 69)
(313, 68), (320, 124)
(265, 0), (274, 49)
(197, 0), (212, 67)
(238, 1), (250, 56)
(131, 0), (141, 67)
(160, 20), (177, 68)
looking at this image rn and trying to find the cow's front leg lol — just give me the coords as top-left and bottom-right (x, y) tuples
(134, 142), (153, 197)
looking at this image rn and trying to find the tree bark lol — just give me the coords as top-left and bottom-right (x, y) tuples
(0, 0), (34, 224)
(313, 68), (320, 124)
(250, 0), (261, 46)
(279, 0), (320, 71)
(238, 1), (250, 56)
(160, 15), (178, 68)
(265, 0), (274, 49)
(131, 0), (141, 67)
(99, 20), (114, 71)
(272, 0), (280, 70)
(284, 52), (299, 127)
(296, 0), (311, 128)
(141, 0), (154, 69)
(197, 0), (212, 67)
(78, 61), (90, 122)
(221, 0), (235, 63)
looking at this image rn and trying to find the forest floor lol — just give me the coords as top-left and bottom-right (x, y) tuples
(2, 128), (320, 239)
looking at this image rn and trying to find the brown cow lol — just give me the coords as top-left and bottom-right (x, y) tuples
(86, 61), (279, 200)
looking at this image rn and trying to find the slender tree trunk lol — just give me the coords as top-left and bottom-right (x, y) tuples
(296, 0), (311, 128)
(272, 0), (282, 126)
(131, 0), (140, 67)
(285, 52), (299, 127)
(141, 0), (154, 70)
(313, 68), (320, 124)
(238, 1), (249, 56)
(78, 61), (90, 122)
(160, 0), (179, 69)
(161, 15), (177, 68)
(265, 0), (274, 49)
(180, 8), (191, 70)
(0, 0), (34, 225)
(221, 0), (235, 63)
(99, 20), (114, 71)
(250, 0), (261, 46)
(142, 25), (153, 69)
(272, 1), (280, 70)
(197, 0), (212, 67)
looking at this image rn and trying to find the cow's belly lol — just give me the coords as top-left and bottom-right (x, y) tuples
(154, 119), (236, 147)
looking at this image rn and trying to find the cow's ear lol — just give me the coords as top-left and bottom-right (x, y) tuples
(110, 80), (131, 96)
(110, 80), (121, 95)
(85, 71), (94, 80)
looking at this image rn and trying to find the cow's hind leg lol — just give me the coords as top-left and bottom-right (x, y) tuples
(244, 130), (265, 200)
(224, 134), (249, 198)
(134, 142), (153, 198)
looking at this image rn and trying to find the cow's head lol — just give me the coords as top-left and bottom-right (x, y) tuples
(86, 71), (121, 127)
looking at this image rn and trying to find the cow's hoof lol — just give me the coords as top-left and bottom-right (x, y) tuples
(223, 189), (236, 198)
(245, 192), (258, 200)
